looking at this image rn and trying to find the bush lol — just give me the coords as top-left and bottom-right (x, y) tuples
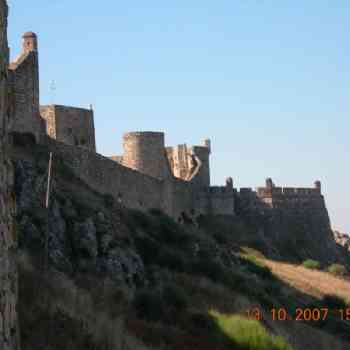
(163, 283), (188, 310)
(322, 294), (348, 309)
(302, 259), (320, 270)
(103, 194), (114, 208)
(133, 289), (164, 321)
(157, 249), (186, 272)
(210, 310), (294, 350)
(149, 209), (193, 247)
(327, 264), (347, 277)
(191, 258), (224, 282)
(240, 254), (273, 281)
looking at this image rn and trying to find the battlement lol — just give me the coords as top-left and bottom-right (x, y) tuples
(209, 186), (231, 194)
(40, 104), (96, 151)
(257, 179), (322, 198)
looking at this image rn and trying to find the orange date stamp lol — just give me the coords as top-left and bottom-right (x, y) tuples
(246, 307), (350, 322)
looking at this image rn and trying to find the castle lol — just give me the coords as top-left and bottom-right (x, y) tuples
(7, 31), (326, 223)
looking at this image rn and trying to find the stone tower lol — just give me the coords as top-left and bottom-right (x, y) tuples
(122, 131), (169, 180)
(22, 31), (38, 53)
(40, 105), (96, 151)
(0, 1), (20, 349)
(8, 30), (42, 141)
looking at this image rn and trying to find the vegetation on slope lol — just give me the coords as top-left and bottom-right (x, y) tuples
(13, 143), (350, 350)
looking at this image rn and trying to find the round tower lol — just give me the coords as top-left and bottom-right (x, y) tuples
(22, 31), (38, 52)
(122, 131), (167, 180)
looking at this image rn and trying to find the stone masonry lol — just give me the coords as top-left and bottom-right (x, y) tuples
(40, 104), (96, 152)
(0, 1), (19, 349)
(7, 29), (327, 224)
(8, 31), (43, 141)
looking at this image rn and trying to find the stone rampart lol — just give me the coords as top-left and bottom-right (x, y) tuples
(0, 1), (19, 349)
(25, 136), (231, 221)
(40, 105), (96, 151)
(40, 135), (167, 213)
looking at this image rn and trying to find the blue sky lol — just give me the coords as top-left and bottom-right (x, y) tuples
(7, 0), (350, 233)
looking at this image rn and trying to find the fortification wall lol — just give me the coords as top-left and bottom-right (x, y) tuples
(39, 135), (172, 214)
(8, 32), (43, 141)
(170, 178), (197, 221)
(40, 105), (96, 151)
(236, 179), (325, 214)
(0, 1), (19, 349)
(26, 136), (224, 221)
(109, 155), (123, 164)
(208, 178), (235, 215)
(189, 145), (210, 188)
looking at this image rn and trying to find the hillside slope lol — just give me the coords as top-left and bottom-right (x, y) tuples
(13, 139), (350, 350)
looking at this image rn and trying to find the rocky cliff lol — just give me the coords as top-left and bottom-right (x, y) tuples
(0, 1), (19, 349)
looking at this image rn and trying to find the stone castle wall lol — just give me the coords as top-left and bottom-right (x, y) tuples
(40, 105), (96, 151)
(33, 136), (223, 221)
(38, 136), (174, 215)
(5, 30), (327, 224)
(8, 32), (43, 141)
(0, 1), (19, 349)
(236, 180), (325, 214)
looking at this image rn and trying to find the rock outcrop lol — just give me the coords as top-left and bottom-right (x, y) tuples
(334, 231), (350, 252)
(0, 1), (19, 349)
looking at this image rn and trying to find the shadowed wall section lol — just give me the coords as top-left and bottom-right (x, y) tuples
(0, 1), (20, 349)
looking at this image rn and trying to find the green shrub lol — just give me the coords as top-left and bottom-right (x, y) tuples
(133, 289), (164, 321)
(240, 254), (273, 281)
(134, 236), (161, 265)
(191, 258), (224, 282)
(322, 294), (348, 309)
(302, 259), (320, 270)
(127, 209), (154, 230)
(103, 194), (114, 208)
(327, 264), (347, 277)
(210, 310), (294, 350)
(149, 209), (193, 247)
(163, 283), (188, 310)
(157, 249), (186, 272)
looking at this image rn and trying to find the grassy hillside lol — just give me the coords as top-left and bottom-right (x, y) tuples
(12, 140), (350, 350)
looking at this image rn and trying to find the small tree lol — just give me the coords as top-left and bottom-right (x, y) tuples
(327, 264), (347, 277)
(302, 259), (320, 270)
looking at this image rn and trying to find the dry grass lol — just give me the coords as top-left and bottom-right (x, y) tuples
(263, 259), (350, 301)
(18, 252), (157, 350)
